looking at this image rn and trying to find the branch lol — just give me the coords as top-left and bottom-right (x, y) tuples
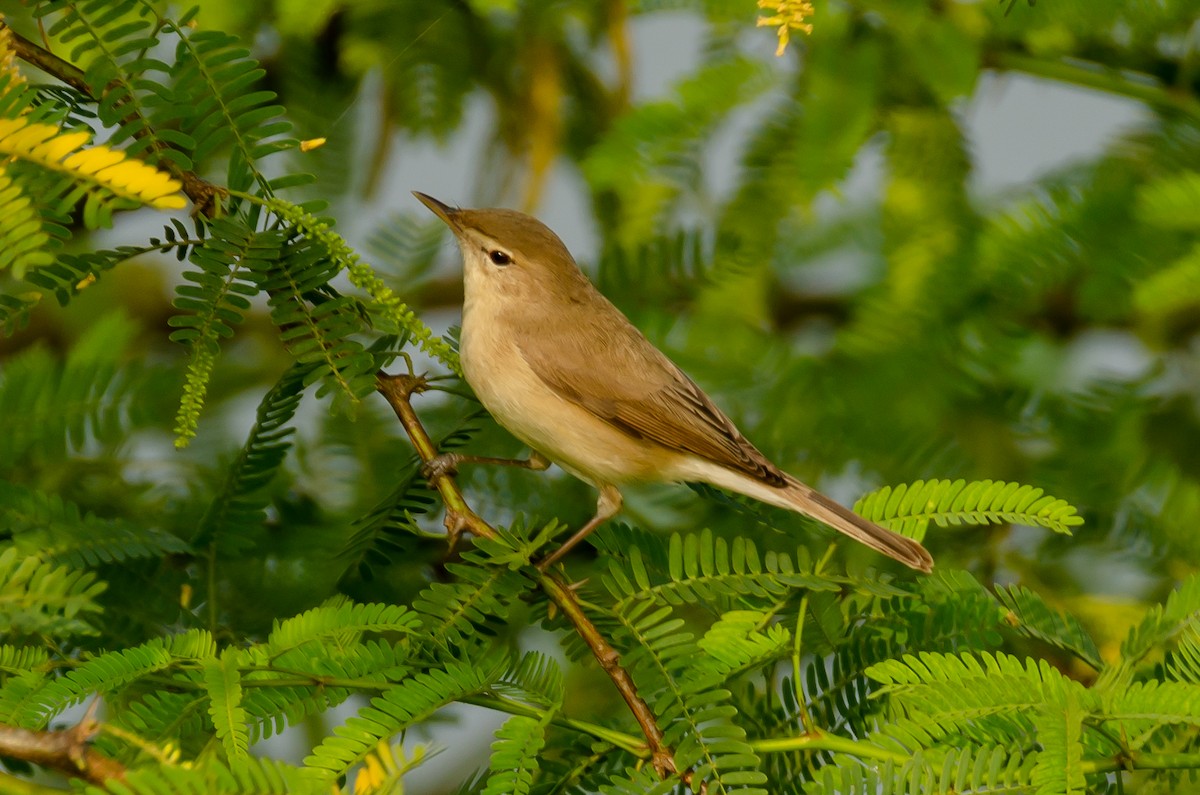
(375, 372), (495, 542)
(374, 370), (681, 782)
(991, 50), (1200, 119)
(752, 729), (908, 762)
(0, 708), (125, 786)
(461, 694), (649, 757)
(3, 20), (224, 215)
(1082, 751), (1200, 775)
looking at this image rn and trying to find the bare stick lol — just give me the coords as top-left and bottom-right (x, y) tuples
(0, 705), (125, 786)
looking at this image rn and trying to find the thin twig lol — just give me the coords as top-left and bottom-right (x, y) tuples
(0, 705), (126, 786)
(375, 372), (496, 543)
(374, 370), (680, 781)
(538, 572), (678, 779)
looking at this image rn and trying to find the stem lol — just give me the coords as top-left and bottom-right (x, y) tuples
(539, 573), (678, 778)
(373, 369), (679, 781)
(462, 694), (649, 757)
(791, 594), (814, 733)
(992, 51), (1200, 119)
(1082, 751), (1200, 775)
(751, 729), (908, 763)
(0, 710), (126, 786)
(375, 372), (496, 542)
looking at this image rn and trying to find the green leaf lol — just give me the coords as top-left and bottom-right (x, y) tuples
(0, 547), (105, 643)
(480, 715), (546, 795)
(854, 479), (1083, 539)
(995, 584), (1103, 669)
(203, 648), (250, 771)
(302, 660), (500, 781)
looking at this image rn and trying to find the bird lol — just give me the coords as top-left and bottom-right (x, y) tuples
(413, 192), (933, 573)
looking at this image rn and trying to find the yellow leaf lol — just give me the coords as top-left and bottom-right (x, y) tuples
(0, 116), (186, 212)
(63, 147), (126, 176)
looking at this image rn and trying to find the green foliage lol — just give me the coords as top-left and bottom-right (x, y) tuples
(0, 312), (153, 469)
(480, 715), (547, 795)
(266, 601), (419, 655)
(83, 756), (320, 795)
(303, 659), (501, 781)
(0, 479), (191, 567)
(0, 546), (105, 641)
(995, 584), (1103, 670)
(193, 363), (309, 551)
(204, 649), (251, 771)
(1, 0), (1199, 793)
(854, 479), (1083, 541)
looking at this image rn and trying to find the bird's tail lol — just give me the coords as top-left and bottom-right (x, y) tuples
(774, 474), (934, 572)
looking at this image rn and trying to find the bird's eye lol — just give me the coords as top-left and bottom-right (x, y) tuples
(488, 249), (512, 266)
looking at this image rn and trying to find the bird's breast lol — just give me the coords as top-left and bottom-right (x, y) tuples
(459, 301), (679, 487)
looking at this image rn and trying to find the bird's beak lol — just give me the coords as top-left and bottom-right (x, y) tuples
(413, 192), (462, 232)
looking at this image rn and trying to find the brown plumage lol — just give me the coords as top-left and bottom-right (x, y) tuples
(415, 193), (933, 573)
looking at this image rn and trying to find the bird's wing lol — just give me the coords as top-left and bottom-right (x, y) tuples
(515, 306), (786, 487)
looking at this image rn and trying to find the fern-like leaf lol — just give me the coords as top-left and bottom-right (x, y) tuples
(266, 601), (420, 656)
(995, 584), (1103, 669)
(1117, 574), (1200, 678)
(263, 197), (462, 372)
(19, 641), (174, 728)
(0, 165), (53, 278)
(150, 20), (294, 193)
(697, 610), (791, 677)
(79, 755), (319, 795)
(169, 220), (280, 445)
(254, 236), (377, 403)
(605, 592), (771, 792)
(601, 529), (843, 612)
(495, 652), (566, 710)
(1031, 690), (1086, 795)
(204, 648), (250, 771)
(412, 552), (532, 656)
(598, 765), (680, 795)
(193, 363), (309, 553)
(480, 715), (547, 795)
(854, 479), (1083, 540)
(26, 221), (199, 308)
(0, 547), (105, 642)
(1, 479), (191, 567)
(0, 116), (184, 211)
(302, 659), (500, 781)
(867, 650), (1097, 744)
(0, 292), (40, 336)
(1103, 680), (1200, 748)
(0, 645), (51, 674)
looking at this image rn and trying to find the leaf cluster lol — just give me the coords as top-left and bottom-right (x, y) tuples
(1, 1), (1200, 793)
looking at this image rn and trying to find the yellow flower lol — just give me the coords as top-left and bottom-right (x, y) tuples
(756, 0), (815, 56)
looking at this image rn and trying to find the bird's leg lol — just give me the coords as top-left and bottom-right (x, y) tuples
(423, 450), (551, 481)
(537, 484), (623, 570)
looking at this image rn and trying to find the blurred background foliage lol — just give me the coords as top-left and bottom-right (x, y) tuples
(3, 0), (1200, 791)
